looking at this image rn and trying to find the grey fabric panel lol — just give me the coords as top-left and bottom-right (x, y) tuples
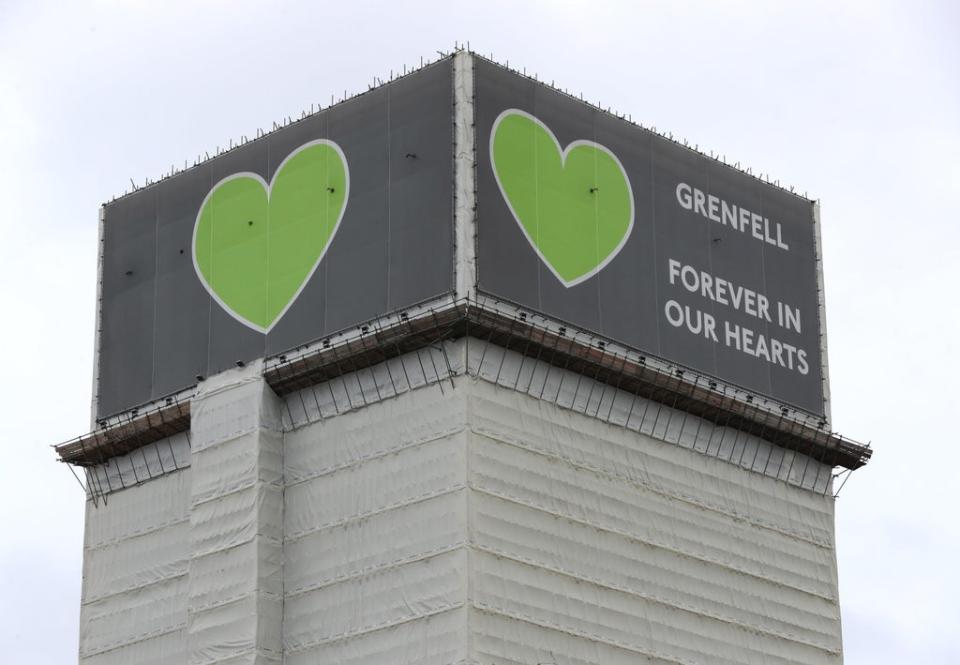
(761, 186), (822, 409)
(99, 193), (157, 417)
(153, 170), (213, 397)
(703, 152), (770, 393)
(97, 58), (454, 418)
(650, 134), (716, 375)
(386, 61), (454, 310)
(474, 57), (824, 415)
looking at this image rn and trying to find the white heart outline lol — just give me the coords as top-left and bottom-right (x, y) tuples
(192, 138), (350, 334)
(490, 108), (635, 288)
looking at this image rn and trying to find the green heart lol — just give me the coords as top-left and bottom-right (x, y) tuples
(490, 109), (634, 287)
(193, 140), (349, 332)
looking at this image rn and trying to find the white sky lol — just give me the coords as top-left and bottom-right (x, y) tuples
(0, 1), (957, 662)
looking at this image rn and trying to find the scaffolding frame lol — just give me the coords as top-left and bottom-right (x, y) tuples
(55, 295), (870, 502)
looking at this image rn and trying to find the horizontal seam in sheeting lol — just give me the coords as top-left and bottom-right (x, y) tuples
(469, 484), (837, 603)
(190, 532), (283, 561)
(190, 476), (284, 508)
(190, 647), (282, 665)
(285, 541), (468, 598)
(469, 379), (832, 500)
(471, 601), (691, 665)
(470, 424), (834, 549)
(187, 587), (283, 616)
(284, 600), (465, 655)
(470, 532), (837, 628)
(284, 424), (466, 488)
(82, 569), (188, 606)
(190, 426), (265, 454)
(191, 422), (283, 455)
(467, 446), (836, 589)
(84, 516), (190, 551)
(470, 420), (833, 546)
(470, 384), (833, 490)
(469, 543), (840, 655)
(285, 484), (467, 542)
(79, 622), (186, 658)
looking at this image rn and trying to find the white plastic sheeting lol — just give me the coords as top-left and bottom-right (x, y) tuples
(465, 383), (841, 664)
(80, 468), (191, 663)
(279, 340), (840, 664)
(283, 385), (469, 664)
(468, 338), (835, 495)
(187, 361), (284, 665)
(79, 338), (842, 664)
(454, 49), (477, 301)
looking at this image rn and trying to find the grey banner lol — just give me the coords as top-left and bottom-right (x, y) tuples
(98, 59), (454, 418)
(475, 58), (825, 415)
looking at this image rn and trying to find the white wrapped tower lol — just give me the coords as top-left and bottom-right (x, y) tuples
(58, 50), (869, 665)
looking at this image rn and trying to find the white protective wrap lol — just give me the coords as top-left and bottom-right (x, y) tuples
(465, 378), (841, 665)
(80, 465), (191, 663)
(283, 382), (469, 664)
(77, 49), (844, 665)
(469, 338), (834, 495)
(187, 360), (284, 665)
(79, 339), (841, 664)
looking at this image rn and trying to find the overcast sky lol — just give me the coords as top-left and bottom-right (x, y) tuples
(1, 1), (957, 662)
